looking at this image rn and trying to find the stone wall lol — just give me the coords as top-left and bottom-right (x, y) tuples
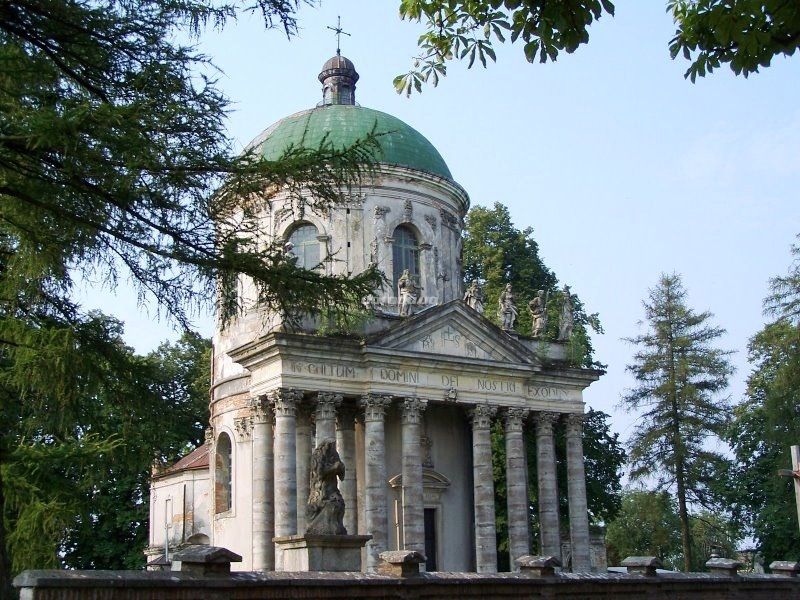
(15, 569), (800, 600)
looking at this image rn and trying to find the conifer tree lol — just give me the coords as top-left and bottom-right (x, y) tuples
(622, 273), (733, 571)
(0, 1), (379, 593)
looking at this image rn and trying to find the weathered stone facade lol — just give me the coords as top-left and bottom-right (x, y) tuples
(147, 54), (602, 574)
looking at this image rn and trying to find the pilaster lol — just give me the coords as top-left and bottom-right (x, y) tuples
(565, 413), (591, 572)
(315, 392), (342, 446)
(336, 402), (358, 535)
(270, 388), (301, 569)
(401, 397), (427, 556)
(250, 396), (274, 571)
(504, 407), (530, 569)
(360, 393), (392, 571)
(469, 404), (497, 573)
(534, 411), (561, 562)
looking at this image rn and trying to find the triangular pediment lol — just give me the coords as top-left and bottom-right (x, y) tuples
(367, 300), (537, 365)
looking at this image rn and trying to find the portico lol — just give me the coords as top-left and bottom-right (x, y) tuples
(227, 300), (599, 572)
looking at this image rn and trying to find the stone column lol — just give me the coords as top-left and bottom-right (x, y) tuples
(360, 393), (392, 571)
(470, 404), (497, 573)
(504, 407), (530, 569)
(295, 399), (312, 533)
(401, 397), (427, 555)
(565, 413), (592, 572)
(315, 392), (341, 447)
(271, 388), (300, 569)
(534, 411), (561, 560)
(337, 402), (358, 535)
(251, 397), (274, 571)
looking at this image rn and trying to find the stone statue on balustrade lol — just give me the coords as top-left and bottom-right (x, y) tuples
(305, 439), (347, 535)
(498, 283), (518, 331)
(463, 280), (485, 314)
(397, 269), (419, 317)
(558, 285), (574, 341)
(528, 290), (548, 338)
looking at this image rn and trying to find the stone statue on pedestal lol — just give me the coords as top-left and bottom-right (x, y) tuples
(463, 280), (485, 314)
(558, 285), (574, 341)
(305, 439), (347, 535)
(528, 290), (548, 338)
(397, 269), (418, 317)
(498, 283), (518, 331)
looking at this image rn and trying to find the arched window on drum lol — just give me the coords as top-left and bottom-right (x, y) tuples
(393, 225), (420, 290)
(215, 433), (232, 513)
(286, 222), (321, 270)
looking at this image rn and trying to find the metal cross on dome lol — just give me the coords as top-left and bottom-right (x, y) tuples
(327, 15), (350, 56)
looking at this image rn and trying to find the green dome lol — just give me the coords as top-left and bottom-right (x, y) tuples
(257, 104), (452, 180)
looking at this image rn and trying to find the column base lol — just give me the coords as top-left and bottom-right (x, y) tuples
(273, 534), (372, 572)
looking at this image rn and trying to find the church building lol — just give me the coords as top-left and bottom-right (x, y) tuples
(147, 53), (602, 574)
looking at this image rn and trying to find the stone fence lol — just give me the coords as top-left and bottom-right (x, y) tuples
(15, 570), (800, 600)
(13, 550), (800, 600)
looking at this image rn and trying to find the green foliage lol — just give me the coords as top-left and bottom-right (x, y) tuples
(396, 0), (798, 92)
(462, 202), (603, 368)
(621, 273), (734, 571)
(580, 409), (627, 524)
(0, 0), (382, 334)
(1, 323), (210, 573)
(395, 0), (614, 95)
(669, 0), (800, 82)
(764, 234), (800, 325)
(2, 434), (122, 573)
(0, 0), (381, 591)
(688, 510), (740, 571)
(607, 491), (740, 570)
(606, 490), (682, 569)
(724, 320), (800, 565)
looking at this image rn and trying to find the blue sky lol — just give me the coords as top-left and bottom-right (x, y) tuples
(79, 1), (799, 444)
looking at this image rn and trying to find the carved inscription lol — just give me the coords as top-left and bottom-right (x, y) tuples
(378, 368), (419, 383)
(290, 362), (357, 379)
(477, 378), (517, 393)
(440, 325), (461, 347)
(526, 386), (570, 400)
(441, 374), (459, 388)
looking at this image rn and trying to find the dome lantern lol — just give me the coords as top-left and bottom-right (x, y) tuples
(318, 54), (359, 106)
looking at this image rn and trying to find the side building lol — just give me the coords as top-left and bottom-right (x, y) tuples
(146, 54), (602, 574)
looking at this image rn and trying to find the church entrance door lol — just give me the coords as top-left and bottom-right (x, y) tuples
(424, 508), (437, 571)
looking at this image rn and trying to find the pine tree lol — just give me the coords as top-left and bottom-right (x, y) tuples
(622, 273), (733, 571)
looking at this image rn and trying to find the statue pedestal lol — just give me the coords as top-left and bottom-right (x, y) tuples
(273, 534), (371, 572)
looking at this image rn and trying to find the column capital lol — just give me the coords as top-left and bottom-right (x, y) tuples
(504, 407), (529, 432)
(269, 387), (303, 417)
(336, 401), (358, 431)
(315, 392), (342, 420)
(469, 404), (497, 430)
(564, 412), (585, 436)
(533, 411), (560, 436)
(401, 397), (428, 424)
(249, 396), (273, 424)
(360, 393), (392, 421)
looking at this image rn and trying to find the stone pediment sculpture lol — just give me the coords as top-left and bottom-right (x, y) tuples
(528, 290), (548, 339)
(367, 300), (537, 365)
(397, 268), (419, 317)
(463, 280), (485, 314)
(558, 285), (574, 342)
(306, 439), (347, 535)
(498, 283), (518, 331)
